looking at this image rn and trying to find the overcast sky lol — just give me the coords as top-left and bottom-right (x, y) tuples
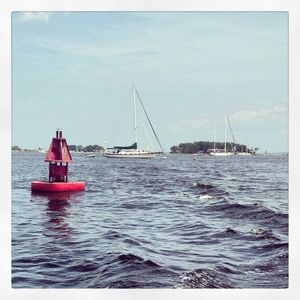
(12, 12), (288, 152)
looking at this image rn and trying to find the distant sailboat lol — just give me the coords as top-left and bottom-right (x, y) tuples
(83, 153), (96, 158)
(236, 151), (252, 156)
(104, 86), (164, 159)
(236, 147), (257, 156)
(209, 114), (235, 157)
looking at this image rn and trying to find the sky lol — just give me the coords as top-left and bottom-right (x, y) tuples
(12, 12), (288, 153)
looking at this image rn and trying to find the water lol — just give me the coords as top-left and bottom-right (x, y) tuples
(11, 152), (288, 288)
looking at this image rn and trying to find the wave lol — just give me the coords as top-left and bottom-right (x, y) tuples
(88, 252), (179, 288)
(248, 228), (282, 241)
(198, 194), (213, 200)
(238, 252), (288, 288)
(216, 227), (239, 236)
(208, 201), (288, 226)
(192, 182), (231, 200)
(180, 250), (288, 289)
(250, 242), (288, 254)
(12, 153), (288, 288)
(193, 183), (215, 189)
(65, 260), (99, 273)
(180, 268), (234, 288)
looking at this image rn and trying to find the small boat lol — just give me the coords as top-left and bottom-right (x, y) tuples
(84, 153), (96, 158)
(193, 151), (209, 156)
(236, 147), (258, 156)
(236, 152), (252, 156)
(104, 86), (164, 159)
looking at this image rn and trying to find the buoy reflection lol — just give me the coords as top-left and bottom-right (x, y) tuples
(31, 191), (83, 238)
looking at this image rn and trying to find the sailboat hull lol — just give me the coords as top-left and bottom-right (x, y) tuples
(104, 152), (158, 159)
(209, 152), (235, 157)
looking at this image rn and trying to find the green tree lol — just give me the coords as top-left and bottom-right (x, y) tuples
(69, 145), (77, 151)
(12, 146), (21, 151)
(170, 141), (252, 154)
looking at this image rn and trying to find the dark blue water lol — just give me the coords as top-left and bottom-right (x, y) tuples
(12, 152), (288, 288)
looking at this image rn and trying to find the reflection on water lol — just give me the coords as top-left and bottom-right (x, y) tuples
(31, 191), (84, 238)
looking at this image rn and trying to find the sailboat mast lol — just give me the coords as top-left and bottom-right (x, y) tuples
(213, 125), (216, 152)
(133, 86), (138, 145)
(227, 115), (236, 144)
(224, 115), (227, 153)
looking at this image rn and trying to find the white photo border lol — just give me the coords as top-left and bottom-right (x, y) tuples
(1, 0), (299, 299)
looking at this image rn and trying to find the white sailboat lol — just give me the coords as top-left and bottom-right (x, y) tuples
(104, 86), (163, 159)
(236, 151), (252, 156)
(236, 147), (257, 155)
(209, 115), (235, 157)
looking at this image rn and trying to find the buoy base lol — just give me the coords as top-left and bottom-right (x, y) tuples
(31, 181), (85, 192)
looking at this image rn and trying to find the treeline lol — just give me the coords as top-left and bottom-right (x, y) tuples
(12, 145), (105, 152)
(68, 145), (104, 152)
(12, 146), (21, 151)
(170, 141), (256, 154)
(12, 146), (44, 152)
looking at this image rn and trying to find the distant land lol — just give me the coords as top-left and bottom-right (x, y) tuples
(11, 144), (105, 153)
(11, 141), (259, 154)
(12, 141), (258, 154)
(170, 141), (258, 154)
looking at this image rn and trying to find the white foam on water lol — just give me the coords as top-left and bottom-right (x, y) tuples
(198, 195), (213, 200)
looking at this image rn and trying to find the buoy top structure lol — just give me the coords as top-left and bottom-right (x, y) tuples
(45, 129), (72, 163)
(45, 129), (72, 183)
(31, 129), (85, 192)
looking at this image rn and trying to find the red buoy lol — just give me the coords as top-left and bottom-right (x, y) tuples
(31, 129), (85, 192)
(31, 181), (85, 192)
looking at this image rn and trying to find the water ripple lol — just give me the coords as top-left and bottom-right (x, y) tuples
(12, 152), (288, 288)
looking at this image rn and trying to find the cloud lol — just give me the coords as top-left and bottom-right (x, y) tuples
(18, 12), (52, 23)
(231, 106), (287, 121)
(34, 37), (159, 59)
(34, 38), (115, 57)
(178, 105), (287, 131)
